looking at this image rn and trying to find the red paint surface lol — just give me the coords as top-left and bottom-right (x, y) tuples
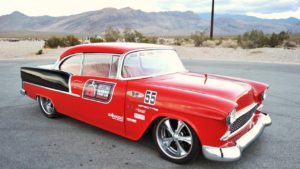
(23, 43), (269, 148)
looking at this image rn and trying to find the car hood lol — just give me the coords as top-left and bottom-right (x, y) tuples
(139, 72), (255, 109)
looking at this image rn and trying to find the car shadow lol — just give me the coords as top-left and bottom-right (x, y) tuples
(21, 103), (268, 168)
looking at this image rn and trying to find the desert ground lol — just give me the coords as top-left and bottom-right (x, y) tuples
(1, 57), (299, 169)
(0, 40), (299, 168)
(0, 41), (300, 64)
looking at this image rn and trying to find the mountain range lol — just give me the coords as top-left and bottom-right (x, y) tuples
(0, 7), (299, 36)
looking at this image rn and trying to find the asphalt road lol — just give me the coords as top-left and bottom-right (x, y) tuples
(0, 58), (299, 169)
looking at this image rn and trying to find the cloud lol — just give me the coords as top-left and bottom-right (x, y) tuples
(247, 7), (300, 19)
(157, 0), (300, 14)
(0, 0), (300, 19)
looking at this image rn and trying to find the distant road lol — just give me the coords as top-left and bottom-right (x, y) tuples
(0, 58), (299, 169)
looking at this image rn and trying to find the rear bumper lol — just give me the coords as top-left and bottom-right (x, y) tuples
(202, 113), (271, 161)
(20, 89), (26, 96)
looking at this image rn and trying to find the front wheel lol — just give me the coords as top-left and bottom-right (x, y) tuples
(153, 117), (200, 164)
(38, 96), (60, 118)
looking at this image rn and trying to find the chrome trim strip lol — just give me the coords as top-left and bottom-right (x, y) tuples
(116, 48), (187, 80)
(109, 55), (113, 78)
(236, 103), (258, 119)
(54, 48), (181, 81)
(20, 89), (26, 96)
(53, 53), (84, 70)
(221, 113), (255, 141)
(37, 64), (55, 69)
(80, 53), (85, 75)
(23, 82), (80, 98)
(203, 113), (272, 161)
(202, 145), (241, 161)
(68, 76), (73, 94)
(220, 103), (259, 141)
(257, 104), (263, 111)
(55, 52), (121, 73)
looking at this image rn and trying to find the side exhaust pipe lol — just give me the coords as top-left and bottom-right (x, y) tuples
(20, 89), (26, 96)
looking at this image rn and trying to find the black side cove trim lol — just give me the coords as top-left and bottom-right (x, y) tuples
(21, 67), (70, 92)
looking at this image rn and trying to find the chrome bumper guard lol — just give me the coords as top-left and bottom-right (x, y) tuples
(20, 89), (26, 96)
(202, 113), (272, 161)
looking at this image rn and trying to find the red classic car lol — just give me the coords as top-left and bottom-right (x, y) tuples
(20, 43), (271, 163)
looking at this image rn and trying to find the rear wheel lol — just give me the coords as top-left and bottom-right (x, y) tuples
(38, 96), (59, 118)
(153, 117), (200, 164)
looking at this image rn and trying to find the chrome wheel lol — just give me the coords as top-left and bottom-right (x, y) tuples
(39, 97), (55, 115)
(155, 118), (193, 160)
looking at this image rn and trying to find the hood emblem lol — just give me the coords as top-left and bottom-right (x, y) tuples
(127, 91), (144, 98)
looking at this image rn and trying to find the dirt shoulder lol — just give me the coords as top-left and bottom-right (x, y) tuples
(174, 46), (300, 64)
(1, 41), (299, 64)
(0, 41), (66, 60)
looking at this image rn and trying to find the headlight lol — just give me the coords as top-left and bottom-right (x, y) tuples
(226, 108), (237, 125)
(261, 90), (267, 101)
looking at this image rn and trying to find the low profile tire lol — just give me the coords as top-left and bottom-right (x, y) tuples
(153, 117), (200, 164)
(38, 96), (60, 118)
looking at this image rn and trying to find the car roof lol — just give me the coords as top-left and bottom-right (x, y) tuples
(59, 42), (173, 60)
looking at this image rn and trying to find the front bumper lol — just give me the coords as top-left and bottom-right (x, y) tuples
(202, 112), (272, 161)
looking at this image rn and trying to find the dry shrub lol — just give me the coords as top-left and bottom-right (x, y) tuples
(173, 37), (183, 46)
(202, 40), (216, 47)
(284, 41), (297, 49)
(158, 38), (166, 44)
(239, 30), (289, 48)
(44, 35), (80, 48)
(221, 39), (238, 48)
(215, 39), (222, 46)
(191, 31), (208, 47)
(104, 27), (121, 42)
(36, 49), (43, 55)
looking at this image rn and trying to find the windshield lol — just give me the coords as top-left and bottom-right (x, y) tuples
(122, 49), (186, 78)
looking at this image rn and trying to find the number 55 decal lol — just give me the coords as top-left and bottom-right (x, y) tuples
(144, 90), (157, 105)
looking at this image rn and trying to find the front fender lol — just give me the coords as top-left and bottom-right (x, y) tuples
(124, 84), (235, 147)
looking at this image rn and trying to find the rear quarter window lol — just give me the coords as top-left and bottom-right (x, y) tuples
(59, 54), (83, 75)
(82, 53), (120, 78)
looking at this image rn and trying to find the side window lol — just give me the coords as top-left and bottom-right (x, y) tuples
(60, 54), (83, 75)
(122, 53), (141, 78)
(82, 53), (119, 78)
(110, 55), (120, 78)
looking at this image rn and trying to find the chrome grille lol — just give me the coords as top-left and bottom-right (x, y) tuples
(230, 104), (258, 133)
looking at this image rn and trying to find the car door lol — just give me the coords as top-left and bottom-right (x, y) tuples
(57, 53), (83, 118)
(71, 53), (127, 136)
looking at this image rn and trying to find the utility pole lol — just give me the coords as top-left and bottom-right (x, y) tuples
(210, 0), (215, 40)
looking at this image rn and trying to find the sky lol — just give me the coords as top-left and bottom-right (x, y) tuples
(1, 0), (300, 19)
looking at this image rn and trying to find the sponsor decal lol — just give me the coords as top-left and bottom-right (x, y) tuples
(108, 113), (124, 122)
(136, 108), (146, 114)
(144, 90), (157, 105)
(84, 81), (97, 97)
(138, 104), (149, 109)
(138, 104), (158, 112)
(126, 118), (137, 123)
(83, 80), (115, 103)
(150, 107), (158, 112)
(134, 113), (145, 120)
(127, 91), (144, 98)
